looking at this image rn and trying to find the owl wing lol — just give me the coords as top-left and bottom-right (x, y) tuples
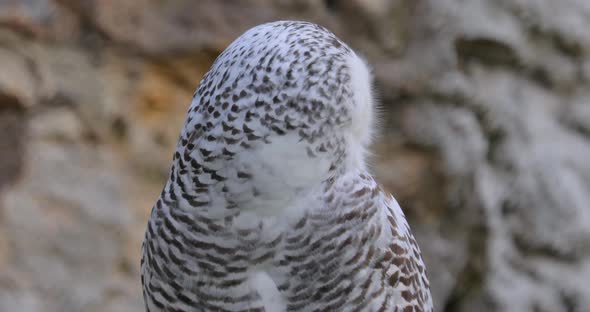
(377, 193), (434, 312)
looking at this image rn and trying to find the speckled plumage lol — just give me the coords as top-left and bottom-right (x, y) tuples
(141, 21), (433, 311)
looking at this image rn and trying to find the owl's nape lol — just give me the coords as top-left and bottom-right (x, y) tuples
(141, 21), (433, 312)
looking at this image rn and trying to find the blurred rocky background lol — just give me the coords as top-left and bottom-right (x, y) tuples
(0, 0), (589, 311)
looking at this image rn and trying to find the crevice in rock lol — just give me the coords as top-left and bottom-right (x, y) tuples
(0, 93), (26, 192)
(453, 35), (579, 92)
(558, 116), (590, 141)
(323, 0), (339, 12)
(54, 0), (111, 47)
(528, 26), (584, 60)
(512, 232), (579, 263)
(35, 92), (101, 144)
(560, 290), (578, 312)
(111, 116), (128, 141)
(455, 37), (521, 68)
(442, 191), (490, 312)
(505, 1), (585, 59)
(37, 92), (76, 110)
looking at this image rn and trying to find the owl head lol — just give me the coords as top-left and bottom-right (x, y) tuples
(172, 21), (376, 215)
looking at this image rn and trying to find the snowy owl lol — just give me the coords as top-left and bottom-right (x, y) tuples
(141, 21), (433, 311)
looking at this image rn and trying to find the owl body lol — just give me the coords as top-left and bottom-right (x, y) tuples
(141, 21), (433, 311)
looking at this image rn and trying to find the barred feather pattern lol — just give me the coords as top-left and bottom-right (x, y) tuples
(141, 21), (433, 312)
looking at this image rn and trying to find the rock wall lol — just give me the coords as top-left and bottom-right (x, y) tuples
(0, 0), (589, 311)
